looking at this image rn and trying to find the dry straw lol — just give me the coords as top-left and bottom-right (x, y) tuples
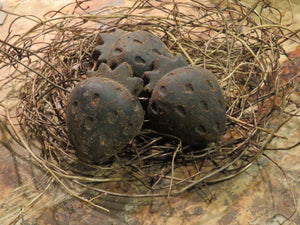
(0, 0), (299, 216)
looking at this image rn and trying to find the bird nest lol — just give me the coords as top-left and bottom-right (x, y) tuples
(1, 0), (299, 212)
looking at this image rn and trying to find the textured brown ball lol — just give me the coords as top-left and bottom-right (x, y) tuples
(66, 77), (144, 163)
(108, 31), (172, 77)
(148, 66), (226, 145)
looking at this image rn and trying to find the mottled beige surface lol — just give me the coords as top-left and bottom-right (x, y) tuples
(0, 1), (299, 225)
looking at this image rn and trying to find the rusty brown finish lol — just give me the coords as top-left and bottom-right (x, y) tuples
(142, 54), (188, 96)
(107, 31), (173, 77)
(91, 29), (127, 64)
(86, 62), (144, 96)
(65, 77), (144, 163)
(148, 66), (226, 145)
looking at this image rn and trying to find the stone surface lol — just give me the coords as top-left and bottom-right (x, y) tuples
(0, 1), (299, 225)
(0, 1), (8, 25)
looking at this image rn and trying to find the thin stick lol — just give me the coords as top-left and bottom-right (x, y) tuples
(227, 115), (288, 139)
(9, 178), (55, 225)
(167, 31), (194, 65)
(168, 140), (182, 197)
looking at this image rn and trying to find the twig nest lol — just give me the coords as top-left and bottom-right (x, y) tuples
(66, 77), (144, 163)
(107, 30), (173, 77)
(148, 66), (226, 145)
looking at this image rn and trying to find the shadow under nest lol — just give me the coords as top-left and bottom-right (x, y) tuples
(1, 0), (299, 211)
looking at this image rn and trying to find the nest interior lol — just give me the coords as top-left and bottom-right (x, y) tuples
(0, 0), (299, 212)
